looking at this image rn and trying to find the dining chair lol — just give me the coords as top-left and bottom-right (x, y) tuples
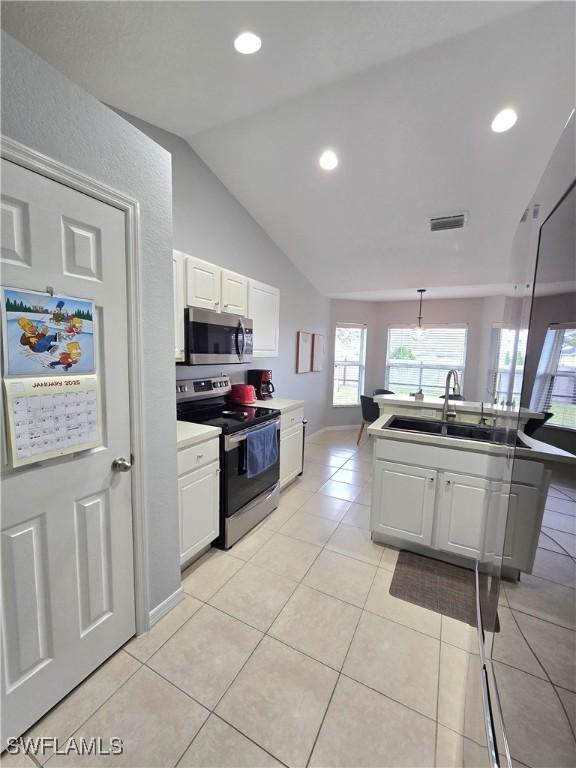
(357, 395), (381, 445)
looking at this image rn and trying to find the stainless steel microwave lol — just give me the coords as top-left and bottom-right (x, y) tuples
(184, 308), (254, 365)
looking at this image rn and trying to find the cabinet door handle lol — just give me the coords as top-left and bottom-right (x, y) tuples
(446, 479), (451, 485)
(196, 453), (204, 460)
(428, 476), (435, 482)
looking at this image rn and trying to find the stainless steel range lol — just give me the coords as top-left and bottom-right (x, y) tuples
(176, 375), (281, 548)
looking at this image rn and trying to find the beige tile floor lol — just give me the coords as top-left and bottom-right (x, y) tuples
(8, 430), (575, 768)
(495, 473), (576, 768)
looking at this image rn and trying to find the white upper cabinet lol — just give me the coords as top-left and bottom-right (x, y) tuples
(173, 251), (185, 361)
(186, 255), (221, 311)
(221, 269), (248, 315)
(175, 252), (280, 347)
(248, 279), (280, 357)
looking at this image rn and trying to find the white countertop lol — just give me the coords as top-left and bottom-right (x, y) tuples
(368, 413), (576, 463)
(250, 398), (304, 413)
(515, 432), (576, 465)
(373, 393), (544, 420)
(177, 421), (221, 449)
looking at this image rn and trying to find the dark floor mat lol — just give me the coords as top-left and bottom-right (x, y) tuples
(389, 550), (478, 626)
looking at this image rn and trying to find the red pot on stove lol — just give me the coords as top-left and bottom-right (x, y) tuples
(229, 383), (256, 405)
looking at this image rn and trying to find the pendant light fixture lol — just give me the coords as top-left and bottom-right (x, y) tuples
(414, 288), (426, 338)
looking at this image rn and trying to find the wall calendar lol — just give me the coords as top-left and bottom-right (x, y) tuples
(1, 286), (102, 467)
(3, 375), (102, 467)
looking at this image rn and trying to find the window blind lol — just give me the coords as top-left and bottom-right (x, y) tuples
(486, 327), (528, 405)
(531, 324), (576, 429)
(333, 324), (367, 406)
(385, 326), (468, 396)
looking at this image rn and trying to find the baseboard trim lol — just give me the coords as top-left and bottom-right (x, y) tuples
(305, 428), (326, 442)
(148, 587), (185, 628)
(306, 425), (359, 441)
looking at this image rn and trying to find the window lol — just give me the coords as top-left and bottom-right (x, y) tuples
(385, 326), (468, 396)
(487, 327), (528, 405)
(531, 324), (576, 429)
(333, 324), (367, 406)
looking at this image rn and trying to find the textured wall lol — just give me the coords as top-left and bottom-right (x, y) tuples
(1, 32), (180, 612)
(119, 112), (332, 437)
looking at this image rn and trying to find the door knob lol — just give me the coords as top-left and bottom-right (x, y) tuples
(112, 456), (132, 473)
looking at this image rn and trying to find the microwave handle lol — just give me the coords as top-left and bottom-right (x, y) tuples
(235, 322), (241, 359)
(239, 319), (246, 360)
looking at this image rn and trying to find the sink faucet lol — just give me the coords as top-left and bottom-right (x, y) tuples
(442, 369), (461, 421)
(478, 401), (489, 426)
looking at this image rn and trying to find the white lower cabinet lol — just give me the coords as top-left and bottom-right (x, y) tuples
(178, 443), (220, 566)
(371, 461), (436, 545)
(280, 422), (303, 489)
(436, 473), (491, 558)
(371, 443), (547, 569)
(502, 482), (543, 572)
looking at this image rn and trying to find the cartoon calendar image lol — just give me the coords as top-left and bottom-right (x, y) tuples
(4, 376), (102, 467)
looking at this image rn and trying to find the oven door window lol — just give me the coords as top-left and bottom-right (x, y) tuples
(222, 430), (280, 517)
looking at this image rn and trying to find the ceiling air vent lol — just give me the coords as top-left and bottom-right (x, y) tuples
(430, 213), (466, 232)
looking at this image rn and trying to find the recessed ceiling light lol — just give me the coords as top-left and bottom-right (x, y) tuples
(319, 149), (339, 171)
(491, 108), (518, 133)
(234, 32), (262, 55)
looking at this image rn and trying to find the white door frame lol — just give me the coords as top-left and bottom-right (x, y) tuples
(1, 135), (151, 635)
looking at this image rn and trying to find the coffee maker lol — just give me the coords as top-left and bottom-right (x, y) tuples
(247, 369), (275, 400)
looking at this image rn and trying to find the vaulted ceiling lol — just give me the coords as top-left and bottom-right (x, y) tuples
(3, 1), (574, 300)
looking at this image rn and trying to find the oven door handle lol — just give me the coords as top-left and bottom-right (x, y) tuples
(224, 419), (280, 450)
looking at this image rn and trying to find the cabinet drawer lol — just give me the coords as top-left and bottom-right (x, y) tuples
(178, 438), (219, 475)
(281, 407), (304, 432)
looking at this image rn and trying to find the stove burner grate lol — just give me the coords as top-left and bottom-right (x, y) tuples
(221, 410), (248, 420)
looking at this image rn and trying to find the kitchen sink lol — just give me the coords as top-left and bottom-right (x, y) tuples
(386, 416), (517, 446)
(385, 417), (444, 434)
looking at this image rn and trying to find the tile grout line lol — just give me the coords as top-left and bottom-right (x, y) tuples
(540, 520), (576, 536)
(25, 439), (377, 766)
(168, 465), (369, 768)
(434, 616), (445, 765)
(59, 436), (495, 767)
(173, 459), (574, 766)
(538, 531), (576, 557)
(537, 531), (576, 563)
(502, 595), (576, 632)
(542, 506), (576, 519)
(37, 658), (144, 766)
(506, 608), (576, 746)
(304, 548), (380, 768)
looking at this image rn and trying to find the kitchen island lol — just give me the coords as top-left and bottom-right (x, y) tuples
(367, 412), (575, 578)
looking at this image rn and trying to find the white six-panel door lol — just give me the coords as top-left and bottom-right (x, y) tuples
(1, 159), (135, 743)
